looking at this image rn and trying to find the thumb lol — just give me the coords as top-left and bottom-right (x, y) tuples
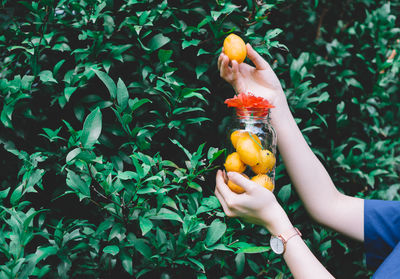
(227, 172), (255, 192)
(246, 43), (270, 71)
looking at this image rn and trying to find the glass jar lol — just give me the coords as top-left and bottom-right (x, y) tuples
(225, 107), (277, 191)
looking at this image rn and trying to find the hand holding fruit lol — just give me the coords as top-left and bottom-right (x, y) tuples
(215, 170), (292, 234)
(219, 35), (289, 122)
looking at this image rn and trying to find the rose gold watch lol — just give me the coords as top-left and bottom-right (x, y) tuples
(270, 227), (302, 255)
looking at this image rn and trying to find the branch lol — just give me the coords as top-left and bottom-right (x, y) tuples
(315, 7), (328, 40)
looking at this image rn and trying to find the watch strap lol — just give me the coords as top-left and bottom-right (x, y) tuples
(279, 227), (302, 245)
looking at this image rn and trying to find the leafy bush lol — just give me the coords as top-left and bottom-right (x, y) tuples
(0, 0), (399, 278)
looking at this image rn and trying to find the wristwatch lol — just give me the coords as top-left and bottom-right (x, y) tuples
(270, 227), (302, 255)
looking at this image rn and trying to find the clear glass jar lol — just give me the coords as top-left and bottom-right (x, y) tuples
(225, 107), (277, 191)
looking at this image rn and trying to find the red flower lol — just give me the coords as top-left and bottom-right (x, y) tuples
(224, 92), (275, 109)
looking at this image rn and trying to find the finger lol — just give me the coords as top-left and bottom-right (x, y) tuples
(217, 52), (224, 71)
(219, 54), (232, 79)
(222, 169), (228, 182)
(246, 43), (270, 71)
(231, 59), (239, 76)
(231, 60), (246, 94)
(227, 171), (256, 192)
(216, 170), (238, 200)
(215, 188), (234, 217)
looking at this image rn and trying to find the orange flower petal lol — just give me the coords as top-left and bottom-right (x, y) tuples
(224, 93), (275, 109)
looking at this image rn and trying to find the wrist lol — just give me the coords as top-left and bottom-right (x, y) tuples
(271, 100), (291, 126)
(262, 204), (293, 236)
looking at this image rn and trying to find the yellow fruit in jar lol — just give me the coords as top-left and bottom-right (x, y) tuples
(224, 152), (246, 173)
(227, 173), (249, 194)
(251, 174), (274, 191)
(230, 130), (245, 149)
(235, 134), (262, 166)
(223, 34), (247, 63)
(231, 130), (261, 149)
(251, 149), (276, 174)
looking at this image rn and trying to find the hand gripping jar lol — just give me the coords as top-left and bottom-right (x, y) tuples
(223, 93), (277, 194)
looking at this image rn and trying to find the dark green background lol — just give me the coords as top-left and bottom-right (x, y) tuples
(0, 0), (399, 278)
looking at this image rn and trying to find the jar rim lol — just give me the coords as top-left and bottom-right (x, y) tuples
(235, 108), (270, 120)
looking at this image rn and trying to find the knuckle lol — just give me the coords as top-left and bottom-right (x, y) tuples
(226, 211), (235, 218)
(227, 198), (237, 209)
(225, 197), (233, 206)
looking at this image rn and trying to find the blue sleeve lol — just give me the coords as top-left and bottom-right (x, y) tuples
(364, 199), (400, 270)
(372, 242), (400, 279)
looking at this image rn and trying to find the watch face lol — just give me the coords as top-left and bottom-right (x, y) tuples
(270, 236), (284, 254)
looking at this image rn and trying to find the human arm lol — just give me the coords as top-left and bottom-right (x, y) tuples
(215, 171), (335, 279)
(218, 44), (364, 241)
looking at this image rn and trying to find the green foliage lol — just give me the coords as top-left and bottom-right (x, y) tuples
(0, 0), (399, 278)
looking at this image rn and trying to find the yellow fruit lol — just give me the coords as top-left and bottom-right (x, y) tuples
(224, 152), (246, 173)
(251, 174), (274, 192)
(251, 149), (276, 174)
(230, 130), (245, 149)
(223, 34), (247, 63)
(249, 132), (262, 147)
(236, 135), (262, 166)
(227, 174), (249, 194)
(231, 130), (261, 149)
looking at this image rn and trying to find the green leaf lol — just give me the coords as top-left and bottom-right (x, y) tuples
(94, 70), (117, 99)
(236, 246), (270, 254)
(172, 107), (204, 115)
(66, 148), (82, 163)
(197, 196), (221, 215)
(103, 245), (120, 256)
(148, 208), (183, 223)
(205, 243), (234, 251)
(170, 139), (192, 159)
(66, 170), (90, 198)
(207, 148), (224, 164)
(1, 104), (13, 128)
(188, 257), (205, 272)
(21, 75), (34, 90)
(80, 107), (102, 149)
(320, 240), (332, 252)
(158, 49), (173, 63)
(188, 181), (202, 192)
(148, 33), (170, 51)
(182, 39), (200, 49)
(53, 59), (66, 76)
(121, 253), (133, 275)
(117, 78), (129, 110)
(64, 87), (77, 102)
(195, 64), (208, 79)
(0, 187), (10, 199)
(131, 238), (152, 258)
(39, 70), (58, 83)
(131, 98), (152, 112)
(235, 253), (245, 275)
(32, 246), (58, 263)
(117, 171), (139, 181)
(205, 219), (226, 246)
(278, 184), (291, 203)
(26, 169), (45, 191)
(139, 217), (153, 236)
(10, 184), (24, 205)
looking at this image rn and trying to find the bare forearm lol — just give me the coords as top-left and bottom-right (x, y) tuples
(284, 235), (335, 279)
(272, 106), (364, 241)
(275, 107), (340, 212)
